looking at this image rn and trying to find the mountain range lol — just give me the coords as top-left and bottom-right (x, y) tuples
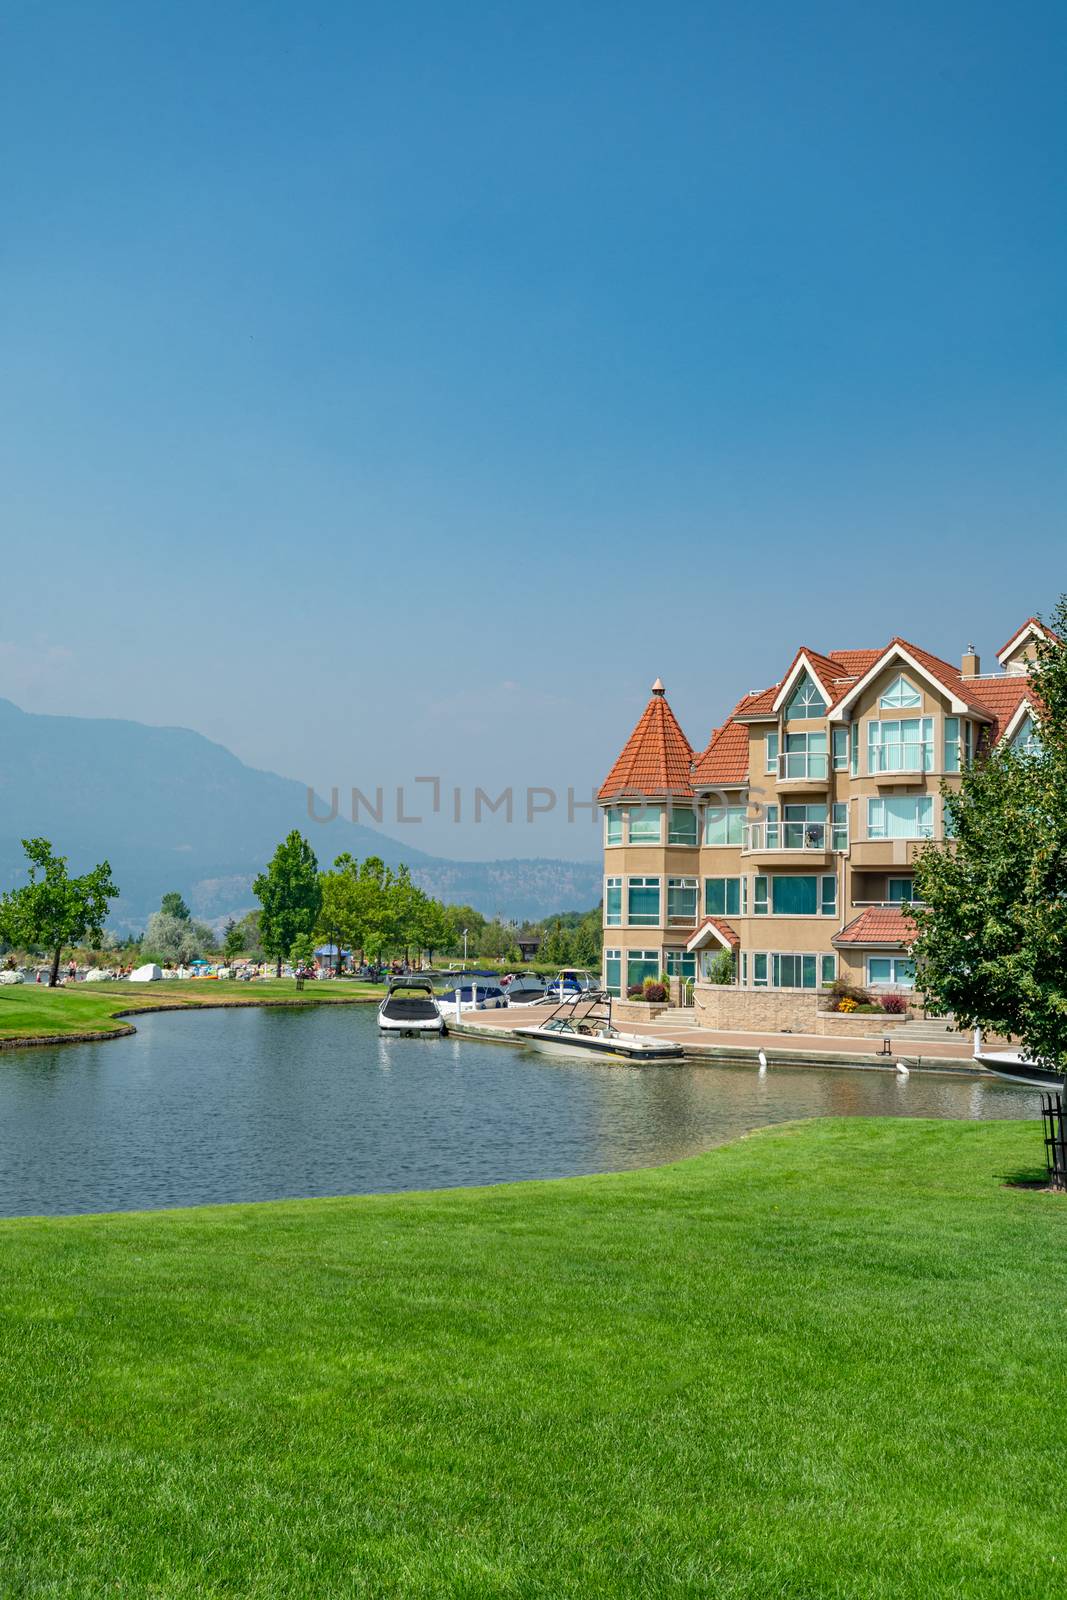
(0, 698), (601, 928)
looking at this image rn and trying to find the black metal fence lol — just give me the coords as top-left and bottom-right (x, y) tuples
(1040, 1094), (1067, 1190)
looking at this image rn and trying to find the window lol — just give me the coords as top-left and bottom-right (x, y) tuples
(832, 803), (848, 851)
(781, 731), (828, 780)
(628, 804), (662, 844)
(964, 721), (973, 765)
(667, 877), (698, 925)
(765, 732), (779, 773)
(749, 953), (833, 989)
(785, 672), (827, 719)
(705, 876), (742, 917)
(867, 956), (916, 989)
(665, 950), (696, 981)
(782, 803), (827, 849)
(832, 727), (849, 770)
(605, 809), (623, 846)
(879, 674), (922, 710)
(851, 726), (859, 776)
(667, 806), (698, 846)
(704, 804), (746, 845)
(754, 876), (768, 915)
(867, 795), (934, 841)
(604, 949), (622, 996)
(944, 717), (960, 774)
(627, 950), (661, 990)
(771, 876), (817, 915)
(605, 877), (622, 926)
(868, 718), (934, 773)
(822, 876), (837, 916)
(627, 877), (661, 926)
(887, 877), (913, 904)
(1013, 715), (1041, 758)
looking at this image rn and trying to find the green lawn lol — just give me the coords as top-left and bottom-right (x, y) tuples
(0, 1119), (1063, 1597)
(0, 978), (382, 1042)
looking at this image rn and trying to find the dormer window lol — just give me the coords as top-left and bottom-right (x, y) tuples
(879, 674), (922, 711)
(786, 672), (827, 720)
(1013, 715), (1042, 758)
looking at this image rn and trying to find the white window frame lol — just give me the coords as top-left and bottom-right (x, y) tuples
(666, 876), (699, 926)
(866, 955), (916, 990)
(626, 876), (662, 927)
(604, 876), (622, 927)
(867, 795), (934, 841)
(879, 674), (922, 711)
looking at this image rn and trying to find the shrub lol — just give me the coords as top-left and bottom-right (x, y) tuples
(881, 992), (909, 1015)
(643, 983), (667, 1003)
(707, 948), (736, 986)
(836, 996), (859, 1013)
(626, 984), (644, 998)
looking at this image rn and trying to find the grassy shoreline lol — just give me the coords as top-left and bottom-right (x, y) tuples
(0, 977), (384, 1046)
(0, 1117), (1063, 1596)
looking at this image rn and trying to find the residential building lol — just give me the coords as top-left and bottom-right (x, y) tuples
(598, 620), (1051, 1006)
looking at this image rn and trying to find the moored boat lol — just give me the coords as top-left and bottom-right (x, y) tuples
(513, 990), (684, 1062)
(974, 1048), (1065, 1091)
(377, 976), (445, 1035)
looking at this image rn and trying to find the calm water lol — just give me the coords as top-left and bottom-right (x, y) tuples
(0, 1005), (1043, 1217)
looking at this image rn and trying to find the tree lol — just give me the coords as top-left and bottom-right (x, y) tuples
(222, 918), (244, 963)
(160, 892), (191, 921)
(540, 919), (573, 967)
(142, 912), (216, 965)
(0, 838), (119, 986)
(911, 597), (1067, 1073)
(289, 933), (316, 973)
(254, 832), (322, 976)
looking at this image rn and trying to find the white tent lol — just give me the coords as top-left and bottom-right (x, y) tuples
(129, 963), (163, 983)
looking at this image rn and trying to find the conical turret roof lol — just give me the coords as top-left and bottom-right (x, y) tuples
(598, 681), (693, 801)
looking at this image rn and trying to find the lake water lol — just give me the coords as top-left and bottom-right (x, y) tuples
(0, 1004), (1042, 1217)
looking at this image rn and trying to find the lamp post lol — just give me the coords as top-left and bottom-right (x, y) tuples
(463, 927), (468, 968)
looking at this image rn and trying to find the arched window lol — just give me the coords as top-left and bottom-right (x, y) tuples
(1012, 715), (1042, 758)
(879, 674), (922, 710)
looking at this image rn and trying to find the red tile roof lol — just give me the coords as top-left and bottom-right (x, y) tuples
(833, 907), (916, 948)
(997, 617), (1059, 661)
(684, 916), (740, 952)
(827, 649), (882, 677)
(597, 684), (693, 801)
(691, 709), (751, 786)
(886, 638), (995, 720)
(966, 675), (1035, 742)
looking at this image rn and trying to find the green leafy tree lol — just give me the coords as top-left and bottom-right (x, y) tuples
(142, 911), (209, 965)
(160, 892), (191, 921)
(0, 838), (119, 986)
(289, 933), (316, 973)
(222, 918), (244, 963)
(540, 919), (573, 967)
(253, 832), (322, 977)
(911, 598), (1067, 1072)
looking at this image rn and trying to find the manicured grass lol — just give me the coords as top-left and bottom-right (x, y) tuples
(0, 1118), (1063, 1596)
(0, 978), (383, 1042)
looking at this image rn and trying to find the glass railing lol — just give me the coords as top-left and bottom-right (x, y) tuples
(744, 822), (847, 852)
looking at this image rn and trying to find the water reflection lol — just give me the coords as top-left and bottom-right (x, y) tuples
(0, 1005), (1042, 1217)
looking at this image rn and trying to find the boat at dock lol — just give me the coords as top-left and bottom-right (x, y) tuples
(973, 1048), (1065, 1090)
(377, 976), (446, 1035)
(513, 990), (684, 1062)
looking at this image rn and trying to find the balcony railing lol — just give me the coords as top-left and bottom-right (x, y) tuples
(777, 752), (829, 781)
(744, 822), (848, 853)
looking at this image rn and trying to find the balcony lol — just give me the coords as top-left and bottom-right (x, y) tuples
(742, 820), (845, 866)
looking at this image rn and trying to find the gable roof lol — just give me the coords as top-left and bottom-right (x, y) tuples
(832, 907), (916, 949)
(966, 675), (1036, 744)
(685, 916), (740, 953)
(827, 638), (995, 722)
(997, 617), (1058, 666)
(598, 682), (694, 801)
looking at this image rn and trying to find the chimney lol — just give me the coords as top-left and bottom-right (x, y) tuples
(961, 644), (981, 678)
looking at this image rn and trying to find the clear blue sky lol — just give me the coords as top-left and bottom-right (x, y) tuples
(2, 1), (1064, 859)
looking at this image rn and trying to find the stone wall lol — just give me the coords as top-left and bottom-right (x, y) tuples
(692, 983), (912, 1037)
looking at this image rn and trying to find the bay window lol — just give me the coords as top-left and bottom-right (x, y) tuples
(604, 949), (622, 996)
(867, 795), (934, 841)
(832, 727), (849, 770)
(781, 731), (828, 780)
(605, 809), (623, 846)
(867, 956), (916, 989)
(667, 806), (698, 846)
(765, 732), (779, 773)
(605, 877), (622, 926)
(944, 717), (960, 774)
(868, 717), (934, 773)
(628, 805), (662, 844)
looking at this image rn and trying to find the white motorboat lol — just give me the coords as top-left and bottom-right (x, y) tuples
(974, 1047), (1065, 1091)
(529, 968), (599, 1005)
(435, 977), (508, 1015)
(505, 975), (549, 1007)
(377, 977), (445, 1035)
(513, 990), (684, 1062)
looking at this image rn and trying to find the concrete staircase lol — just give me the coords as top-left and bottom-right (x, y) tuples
(660, 1007), (698, 1027)
(889, 1016), (967, 1044)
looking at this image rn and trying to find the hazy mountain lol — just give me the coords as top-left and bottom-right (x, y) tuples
(0, 698), (600, 928)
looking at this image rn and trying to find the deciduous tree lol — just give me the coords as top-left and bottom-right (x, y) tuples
(253, 832), (322, 977)
(0, 838), (119, 986)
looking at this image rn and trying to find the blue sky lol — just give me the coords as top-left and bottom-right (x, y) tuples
(2, 0), (1064, 858)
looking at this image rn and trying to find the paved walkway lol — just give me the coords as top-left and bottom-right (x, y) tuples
(454, 1004), (987, 1072)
